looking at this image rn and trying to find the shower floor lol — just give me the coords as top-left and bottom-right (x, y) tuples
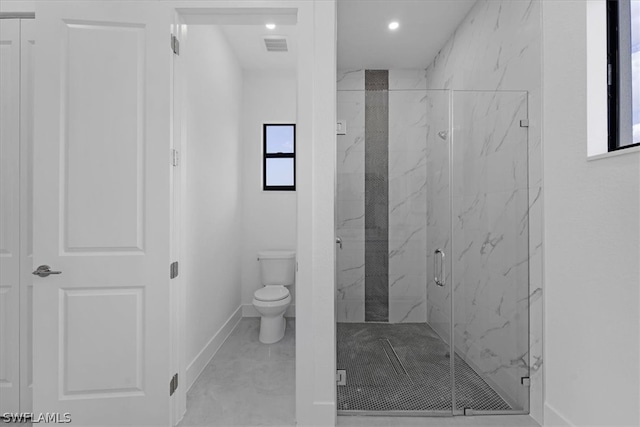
(337, 322), (512, 413)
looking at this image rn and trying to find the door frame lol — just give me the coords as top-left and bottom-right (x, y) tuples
(169, 3), (336, 426)
(0, 12), (36, 415)
(0, 2), (336, 425)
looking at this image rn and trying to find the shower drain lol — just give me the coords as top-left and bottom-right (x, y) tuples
(380, 339), (408, 376)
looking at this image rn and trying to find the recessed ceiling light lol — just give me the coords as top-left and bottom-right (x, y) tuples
(388, 21), (399, 30)
(266, 23), (276, 30)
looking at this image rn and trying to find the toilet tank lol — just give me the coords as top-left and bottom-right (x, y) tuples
(258, 251), (296, 286)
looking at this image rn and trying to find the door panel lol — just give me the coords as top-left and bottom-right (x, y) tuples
(62, 21), (145, 253)
(0, 18), (21, 415)
(33, 2), (172, 424)
(20, 17), (36, 413)
(451, 91), (530, 414)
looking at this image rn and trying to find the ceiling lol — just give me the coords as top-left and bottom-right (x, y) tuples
(220, 24), (298, 71)
(218, 0), (477, 71)
(337, 0), (477, 69)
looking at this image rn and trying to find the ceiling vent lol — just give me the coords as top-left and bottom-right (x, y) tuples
(264, 36), (288, 52)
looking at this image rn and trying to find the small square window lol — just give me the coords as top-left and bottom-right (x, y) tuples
(607, 0), (640, 150)
(263, 124), (296, 191)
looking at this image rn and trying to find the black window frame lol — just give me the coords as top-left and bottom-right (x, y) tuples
(263, 123), (296, 191)
(607, 0), (639, 151)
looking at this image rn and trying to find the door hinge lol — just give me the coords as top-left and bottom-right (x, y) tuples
(521, 376), (531, 386)
(171, 149), (179, 167)
(336, 369), (346, 386)
(519, 119), (529, 128)
(171, 34), (180, 55)
(169, 373), (179, 396)
(170, 261), (179, 279)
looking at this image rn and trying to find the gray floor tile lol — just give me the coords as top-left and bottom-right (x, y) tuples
(179, 318), (295, 427)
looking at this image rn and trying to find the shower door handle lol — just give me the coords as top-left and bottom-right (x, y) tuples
(433, 249), (445, 287)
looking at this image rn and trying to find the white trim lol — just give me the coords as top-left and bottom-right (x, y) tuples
(185, 306), (242, 392)
(242, 303), (296, 318)
(544, 402), (574, 427)
(587, 144), (640, 161)
(0, 2), (35, 14)
(586, 0), (608, 157)
(297, 401), (336, 427)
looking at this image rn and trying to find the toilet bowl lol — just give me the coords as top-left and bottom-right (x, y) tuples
(252, 251), (295, 344)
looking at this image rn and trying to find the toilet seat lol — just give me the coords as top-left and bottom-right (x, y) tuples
(254, 286), (289, 302)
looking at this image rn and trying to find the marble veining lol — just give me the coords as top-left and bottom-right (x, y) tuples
(337, 70), (431, 324)
(424, 0), (542, 417)
(427, 90), (531, 412)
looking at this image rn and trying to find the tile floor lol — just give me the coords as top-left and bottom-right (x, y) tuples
(337, 322), (511, 412)
(179, 318), (296, 427)
(179, 318), (540, 427)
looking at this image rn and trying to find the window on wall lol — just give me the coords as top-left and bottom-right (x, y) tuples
(263, 124), (296, 191)
(607, 0), (640, 151)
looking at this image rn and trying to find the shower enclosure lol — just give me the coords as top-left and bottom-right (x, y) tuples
(336, 70), (530, 415)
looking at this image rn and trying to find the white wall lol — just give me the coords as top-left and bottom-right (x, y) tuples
(542, 2), (640, 426)
(182, 25), (243, 386)
(295, 1), (337, 424)
(240, 69), (297, 316)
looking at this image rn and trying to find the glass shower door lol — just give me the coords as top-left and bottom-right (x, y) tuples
(450, 90), (530, 414)
(336, 81), (454, 414)
(424, 89), (454, 414)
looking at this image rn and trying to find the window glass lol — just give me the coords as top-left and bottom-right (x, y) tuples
(263, 124), (296, 191)
(608, 0), (639, 150)
(266, 125), (295, 153)
(632, 0), (639, 143)
(265, 158), (295, 187)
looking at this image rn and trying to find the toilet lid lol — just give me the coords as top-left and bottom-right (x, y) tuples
(254, 286), (289, 302)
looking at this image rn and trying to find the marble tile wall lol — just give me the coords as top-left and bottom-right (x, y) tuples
(425, 90), (452, 341)
(424, 0), (543, 420)
(388, 83), (428, 323)
(337, 69), (432, 324)
(452, 91), (530, 410)
(336, 83), (365, 322)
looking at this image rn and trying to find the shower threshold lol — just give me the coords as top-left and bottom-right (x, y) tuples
(337, 322), (513, 414)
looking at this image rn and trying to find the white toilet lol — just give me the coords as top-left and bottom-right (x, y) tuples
(252, 250), (295, 344)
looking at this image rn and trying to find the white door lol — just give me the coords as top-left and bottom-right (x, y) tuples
(20, 17), (36, 414)
(0, 18), (21, 415)
(32, 2), (173, 425)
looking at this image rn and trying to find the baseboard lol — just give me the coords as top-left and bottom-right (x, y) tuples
(242, 303), (296, 318)
(544, 402), (574, 426)
(185, 305), (242, 392)
(295, 401), (336, 427)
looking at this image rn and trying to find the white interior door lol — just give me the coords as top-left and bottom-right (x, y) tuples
(32, 2), (173, 425)
(0, 18), (21, 415)
(20, 18), (36, 414)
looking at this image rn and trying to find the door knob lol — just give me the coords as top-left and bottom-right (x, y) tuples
(32, 265), (62, 278)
